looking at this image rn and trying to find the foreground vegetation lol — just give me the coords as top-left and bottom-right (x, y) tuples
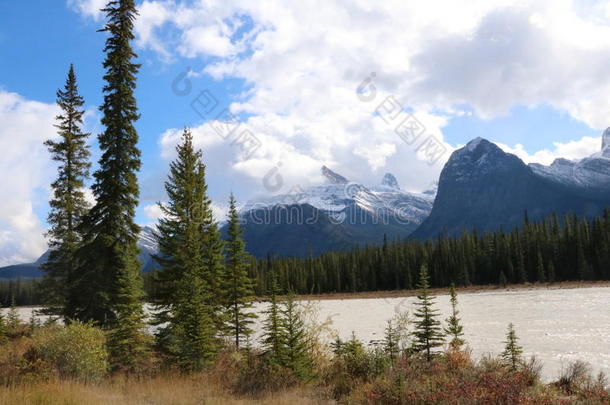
(0, 302), (608, 405)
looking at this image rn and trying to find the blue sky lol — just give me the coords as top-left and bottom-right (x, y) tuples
(0, 0), (608, 265)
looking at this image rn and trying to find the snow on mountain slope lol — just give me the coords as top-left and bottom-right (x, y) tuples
(137, 226), (158, 254)
(242, 167), (434, 225)
(530, 129), (610, 194)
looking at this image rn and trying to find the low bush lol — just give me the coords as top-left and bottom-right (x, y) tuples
(0, 336), (37, 385)
(323, 336), (392, 399)
(343, 349), (580, 405)
(554, 360), (609, 401)
(25, 322), (108, 382)
(233, 351), (298, 395)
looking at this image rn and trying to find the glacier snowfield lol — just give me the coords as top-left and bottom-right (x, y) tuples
(11, 285), (610, 381)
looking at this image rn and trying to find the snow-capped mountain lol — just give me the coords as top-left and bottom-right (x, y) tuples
(242, 166), (434, 227)
(530, 129), (610, 196)
(412, 135), (610, 239)
(236, 167), (434, 257)
(137, 226), (159, 272)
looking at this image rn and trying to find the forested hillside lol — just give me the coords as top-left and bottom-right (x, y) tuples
(245, 209), (610, 295)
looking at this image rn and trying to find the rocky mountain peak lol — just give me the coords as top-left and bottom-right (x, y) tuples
(465, 136), (487, 152)
(381, 173), (400, 190)
(446, 137), (526, 181)
(603, 127), (610, 151)
(321, 165), (348, 184)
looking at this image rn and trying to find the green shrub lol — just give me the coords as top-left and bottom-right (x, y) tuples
(26, 322), (108, 382)
(324, 335), (393, 399)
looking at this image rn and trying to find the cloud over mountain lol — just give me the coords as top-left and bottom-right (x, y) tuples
(0, 91), (58, 265)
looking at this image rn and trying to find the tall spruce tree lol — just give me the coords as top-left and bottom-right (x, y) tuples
(202, 216), (225, 333)
(42, 65), (91, 318)
(75, 0), (148, 371)
(153, 129), (218, 370)
(223, 194), (257, 349)
(502, 323), (523, 371)
(261, 270), (285, 364)
(444, 284), (465, 349)
(411, 264), (444, 361)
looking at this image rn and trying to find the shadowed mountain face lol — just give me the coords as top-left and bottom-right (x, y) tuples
(235, 202), (422, 258)
(412, 137), (610, 239)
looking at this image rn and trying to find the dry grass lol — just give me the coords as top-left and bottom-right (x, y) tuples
(0, 373), (330, 405)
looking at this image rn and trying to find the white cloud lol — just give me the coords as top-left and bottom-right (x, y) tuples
(159, 124), (225, 160)
(128, 0), (610, 199)
(410, 4), (610, 129)
(67, 0), (107, 20)
(353, 143), (397, 171)
(143, 203), (165, 225)
(68, 1), (610, 212)
(497, 136), (602, 165)
(0, 91), (59, 266)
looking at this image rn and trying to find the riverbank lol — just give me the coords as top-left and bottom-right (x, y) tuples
(292, 280), (610, 301)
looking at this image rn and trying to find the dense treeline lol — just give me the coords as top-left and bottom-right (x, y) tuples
(247, 210), (610, 295)
(9, 209), (610, 307)
(0, 279), (41, 306)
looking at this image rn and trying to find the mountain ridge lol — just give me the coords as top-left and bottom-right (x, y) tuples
(412, 133), (610, 239)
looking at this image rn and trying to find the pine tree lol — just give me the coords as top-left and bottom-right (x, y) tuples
(261, 270), (285, 364)
(383, 319), (400, 362)
(280, 293), (313, 380)
(42, 64), (91, 318)
(411, 264), (444, 361)
(74, 0), (148, 371)
(444, 284), (465, 349)
(153, 129), (218, 370)
(223, 194), (257, 349)
(200, 191), (225, 335)
(502, 323), (523, 371)
(7, 296), (19, 330)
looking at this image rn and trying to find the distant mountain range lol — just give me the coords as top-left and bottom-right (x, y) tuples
(235, 166), (435, 257)
(0, 226), (159, 279)
(2, 129), (609, 279)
